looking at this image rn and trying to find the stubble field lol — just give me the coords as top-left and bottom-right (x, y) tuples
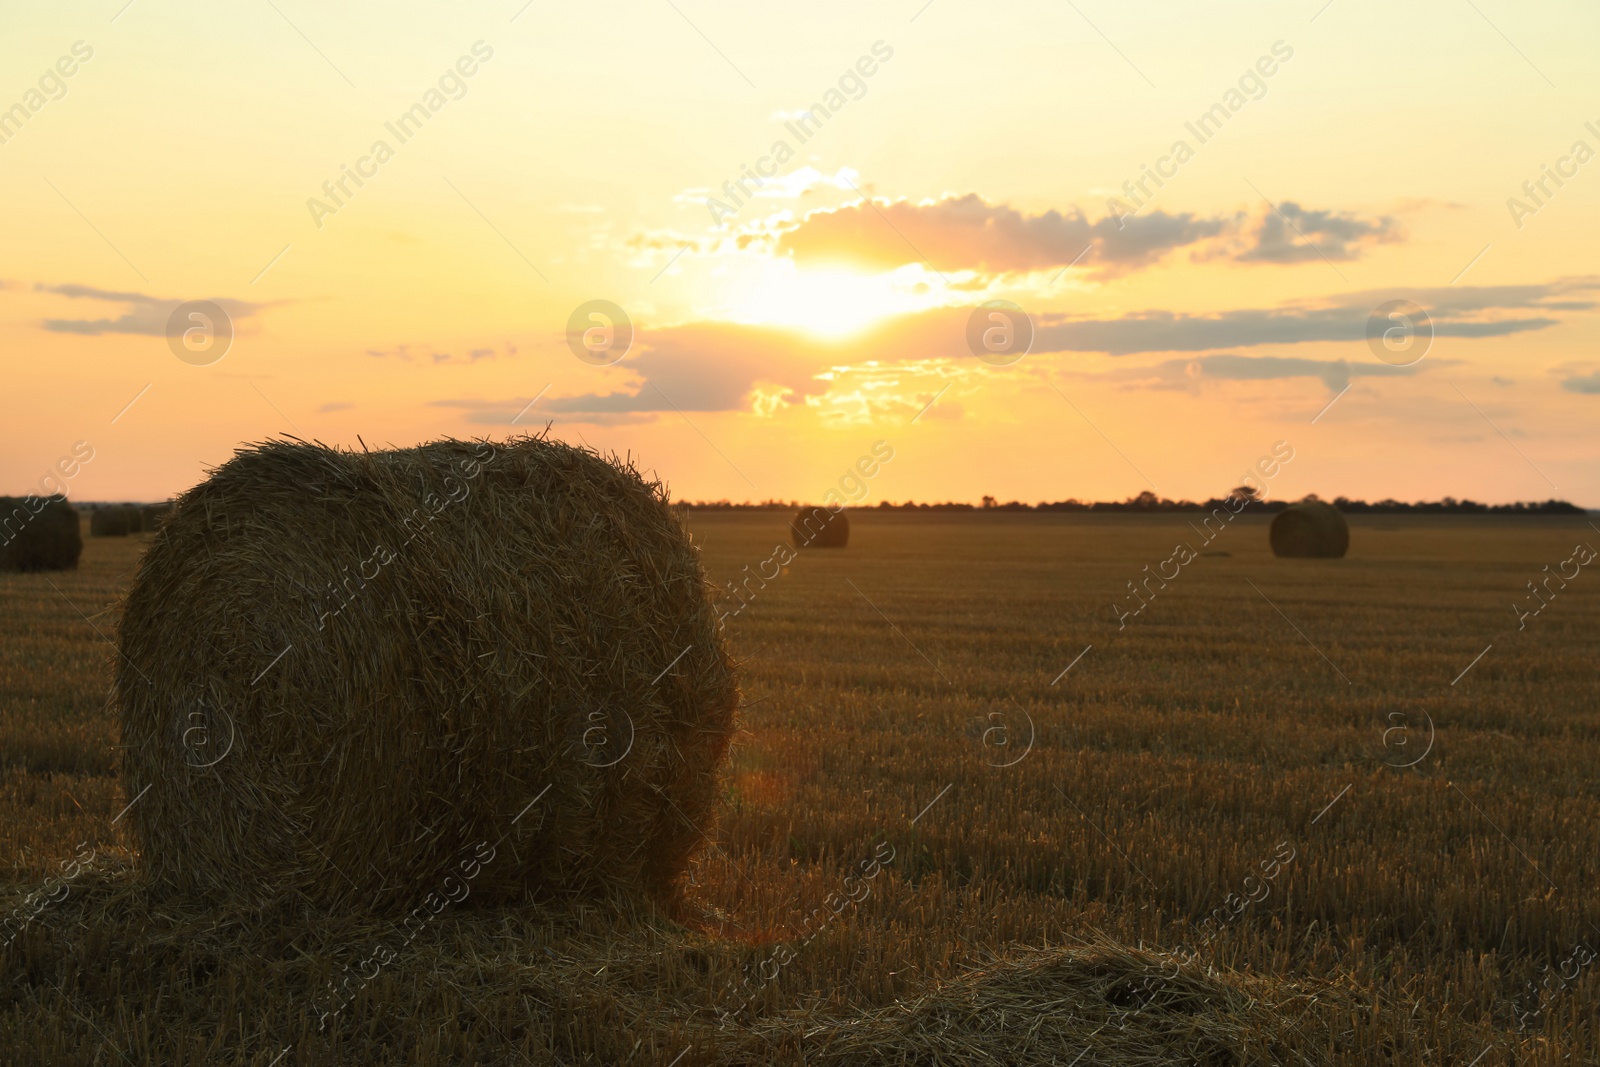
(1, 510), (1596, 1065)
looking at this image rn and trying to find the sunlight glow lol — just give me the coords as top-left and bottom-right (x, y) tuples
(717, 261), (938, 339)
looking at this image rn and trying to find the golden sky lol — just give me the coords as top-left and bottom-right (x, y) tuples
(4, 0), (1598, 505)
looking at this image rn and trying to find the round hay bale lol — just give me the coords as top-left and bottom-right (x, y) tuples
(141, 501), (174, 532)
(1270, 499), (1348, 558)
(90, 505), (141, 537)
(0, 496), (82, 572)
(116, 436), (739, 912)
(790, 506), (849, 549)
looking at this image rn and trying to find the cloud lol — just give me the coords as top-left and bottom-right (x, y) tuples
(434, 278), (1595, 419)
(767, 194), (1403, 277)
(1103, 353), (1424, 393)
(430, 398), (657, 427)
(366, 342), (516, 364)
(773, 194), (1226, 275)
(1034, 305), (1542, 355)
(745, 165), (860, 201)
(920, 398), (964, 421)
(1417, 279), (1599, 314)
(1034, 280), (1591, 355)
(35, 283), (269, 335)
(1236, 202), (1399, 263)
(546, 321), (863, 417)
(675, 166), (859, 208)
(1561, 370), (1600, 394)
(435, 313), (980, 421)
(319, 401), (354, 412)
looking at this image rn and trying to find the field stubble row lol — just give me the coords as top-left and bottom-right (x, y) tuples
(0, 511), (1593, 1064)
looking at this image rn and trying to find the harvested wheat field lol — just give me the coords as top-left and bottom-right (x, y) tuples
(1, 508), (1596, 1064)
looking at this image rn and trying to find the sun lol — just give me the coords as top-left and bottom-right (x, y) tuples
(719, 261), (936, 339)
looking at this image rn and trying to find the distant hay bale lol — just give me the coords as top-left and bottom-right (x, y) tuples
(0, 496), (82, 572)
(90, 505), (142, 537)
(790, 506), (849, 549)
(116, 436), (739, 913)
(141, 501), (174, 532)
(1270, 500), (1348, 559)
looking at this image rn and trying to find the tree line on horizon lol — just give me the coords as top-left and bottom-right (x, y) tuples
(683, 490), (1589, 515)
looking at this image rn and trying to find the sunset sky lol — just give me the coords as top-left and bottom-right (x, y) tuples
(4, 0), (1598, 506)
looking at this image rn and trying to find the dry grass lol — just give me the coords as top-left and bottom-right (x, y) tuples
(1, 510), (1596, 1064)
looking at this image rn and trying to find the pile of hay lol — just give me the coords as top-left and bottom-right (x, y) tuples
(748, 941), (1353, 1065)
(1270, 499), (1348, 558)
(90, 505), (142, 537)
(116, 435), (739, 913)
(0, 496), (82, 572)
(790, 507), (849, 549)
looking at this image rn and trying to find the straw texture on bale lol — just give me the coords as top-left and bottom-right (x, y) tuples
(1269, 499), (1349, 558)
(790, 506), (849, 549)
(0, 496), (82, 572)
(90, 505), (141, 537)
(117, 435), (739, 913)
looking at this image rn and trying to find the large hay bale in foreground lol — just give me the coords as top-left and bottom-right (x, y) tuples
(790, 506), (849, 548)
(0, 496), (82, 572)
(117, 436), (738, 912)
(1270, 499), (1348, 558)
(90, 505), (141, 537)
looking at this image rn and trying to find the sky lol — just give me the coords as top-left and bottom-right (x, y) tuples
(3, 0), (1598, 506)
